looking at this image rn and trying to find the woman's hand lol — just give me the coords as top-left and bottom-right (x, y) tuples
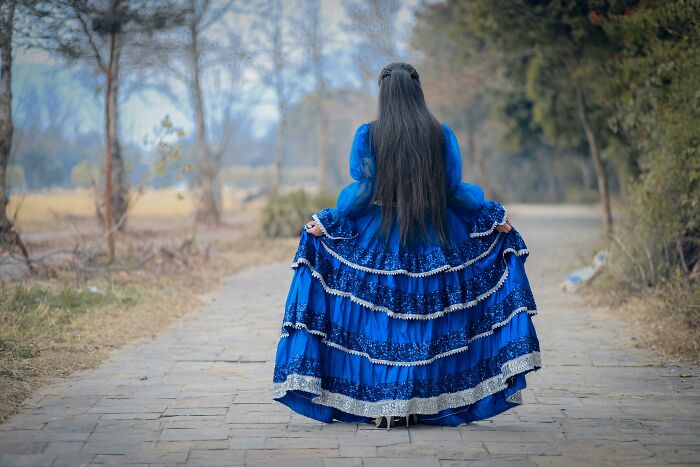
(304, 220), (324, 237)
(496, 218), (513, 233)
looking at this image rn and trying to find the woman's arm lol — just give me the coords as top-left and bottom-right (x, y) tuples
(305, 123), (374, 236)
(336, 122), (374, 217)
(442, 124), (511, 232)
(442, 123), (486, 210)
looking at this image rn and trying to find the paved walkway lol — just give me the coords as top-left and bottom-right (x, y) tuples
(1, 206), (698, 466)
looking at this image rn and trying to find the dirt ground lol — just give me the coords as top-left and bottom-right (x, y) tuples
(0, 201), (300, 422)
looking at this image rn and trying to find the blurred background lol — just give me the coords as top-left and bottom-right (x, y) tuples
(0, 0), (697, 419)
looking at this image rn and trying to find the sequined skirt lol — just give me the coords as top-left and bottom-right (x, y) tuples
(271, 201), (541, 426)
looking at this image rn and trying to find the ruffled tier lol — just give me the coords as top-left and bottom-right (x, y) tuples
(272, 201), (541, 426)
(291, 225), (529, 319)
(310, 201), (509, 276)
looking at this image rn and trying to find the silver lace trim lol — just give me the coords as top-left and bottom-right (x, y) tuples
(312, 213), (359, 240)
(314, 207), (507, 242)
(290, 247), (529, 320)
(316, 233), (504, 277)
(280, 306), (538, 366)
(272, 351), (541, 417)
(470, 208), (508, 238)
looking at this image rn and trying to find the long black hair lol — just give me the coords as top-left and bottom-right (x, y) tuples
(370, 62), (449, 248)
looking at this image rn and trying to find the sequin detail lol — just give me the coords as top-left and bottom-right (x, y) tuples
(469, 201), (508, 238)
(296, 218), (528, 278)
(280, 286), (537, 366)
(313, 208), (358, 240)
(291, 235), (529, 319)
(272, 342), (541, 417)
(274, 336), (538, 397)
(314, 230), (507, 277)
(314, 202), (506, 245)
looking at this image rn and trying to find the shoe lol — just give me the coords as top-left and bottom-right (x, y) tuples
(374, 416), (400, 430)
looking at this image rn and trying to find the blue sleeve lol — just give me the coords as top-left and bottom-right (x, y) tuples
(442, 123), (486, 210)
(336, 122), (375, 217)
(311, 123), (374, 238)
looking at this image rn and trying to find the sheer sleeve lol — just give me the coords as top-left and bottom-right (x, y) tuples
(311, 123), (374, 238)
(336, 122), (375, 217)
(442, 123), (486, 211)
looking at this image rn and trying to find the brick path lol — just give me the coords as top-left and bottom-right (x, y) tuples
(1, 205), (698, 466)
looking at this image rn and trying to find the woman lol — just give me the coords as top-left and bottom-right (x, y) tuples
(272, 62), (541, 428)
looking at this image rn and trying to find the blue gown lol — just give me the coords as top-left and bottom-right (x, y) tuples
(272, 122), (541, 426)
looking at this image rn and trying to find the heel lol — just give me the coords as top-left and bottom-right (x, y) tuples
(374, 416), (393, 430)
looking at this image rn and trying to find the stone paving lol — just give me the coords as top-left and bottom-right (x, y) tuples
(1, 205), (699, 466)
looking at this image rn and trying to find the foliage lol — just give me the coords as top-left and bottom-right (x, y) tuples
(70, 160), (99, 188)
(414, 0), (699, 354)
(261, 189), (337, 238)
(411, 0), (607, 204)
(600, 1), (700, 286)
(140, 115), (186, 181)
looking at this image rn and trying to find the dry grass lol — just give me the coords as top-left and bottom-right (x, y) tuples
(0, 205), (299, 422)
(7, 187), (257, 228)
(586, 274), (700, 364)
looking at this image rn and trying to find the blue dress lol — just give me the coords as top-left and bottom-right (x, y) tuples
(272, 122), (541, 426)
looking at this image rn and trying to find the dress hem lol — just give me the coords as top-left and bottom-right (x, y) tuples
(272, 351), (541, 418)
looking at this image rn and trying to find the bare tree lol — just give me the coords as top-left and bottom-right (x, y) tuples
(102, 0), (121, 261)
(0, 2), (17, 239)
(243, 0), (292, 196)
(576, 85), (613, 239)
(40, 0), (180, 261)
(0, 0), (38, 271)
(296, 0), (330, 193)
(51, 1), (128, 243)
(207, 66), (250, 171)
(343, 0), (401, 92)
(145, 0), (245, 225)
(0, 0), (32, 270)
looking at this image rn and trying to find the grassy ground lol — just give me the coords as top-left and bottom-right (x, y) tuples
(0, 190), (300, 421)
(586, 273), (700, 364)
(7, 187), (249, 227)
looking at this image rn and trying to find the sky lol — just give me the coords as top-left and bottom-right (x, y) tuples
(13, 0), (419, 143)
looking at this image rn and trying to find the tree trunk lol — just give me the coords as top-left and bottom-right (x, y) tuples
(273, 107), (287, 195)
(578, 159), (593, 192)
(108, 34), (128, 231)
(190, 24), (219, 225)
(471, 130), (492, 199)
(576, 86), (613, 239)
(0, 7), (14, 238)
(316, 88), (329, 193)
(0, 1), (31, 270)
(270, 1), (287, 197)
(104, 30), (116, 262)
(311, 1), (329, 194)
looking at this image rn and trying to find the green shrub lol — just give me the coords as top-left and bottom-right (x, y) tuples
(261, 189), (337, 238)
